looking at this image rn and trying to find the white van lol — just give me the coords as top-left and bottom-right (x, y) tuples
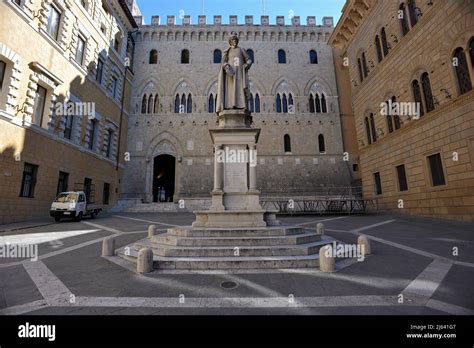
(50, 191), (102, 222)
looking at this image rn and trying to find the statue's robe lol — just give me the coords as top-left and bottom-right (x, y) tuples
(216, 46), (252, 113)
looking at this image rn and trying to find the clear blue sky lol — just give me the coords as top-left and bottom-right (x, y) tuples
(135, 0), (345, 26)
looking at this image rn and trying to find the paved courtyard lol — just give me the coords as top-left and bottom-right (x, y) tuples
(0, 212), (473, 315)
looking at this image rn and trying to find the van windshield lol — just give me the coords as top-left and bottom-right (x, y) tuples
(55, 193), (78, 203)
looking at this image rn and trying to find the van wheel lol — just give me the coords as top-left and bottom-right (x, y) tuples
(54, 216), (60, 222)
(75, 212), (83, 222)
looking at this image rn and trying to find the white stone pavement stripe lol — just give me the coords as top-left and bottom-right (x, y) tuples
(72, 295), (405, 308)
(402, 259), (452, 298)
(425, 299), (474, 315)
(294, 216), (348, 226)
(330, 221), (474, 268)
(81, 221), (124, 234)
(351, 219), (397, 233)
(0, 229), (101, 245)
(0, 230), (149, 268)
(22, 260), (71, 306)
(0, 299), (49, 315)
(113, 215), (186, 227)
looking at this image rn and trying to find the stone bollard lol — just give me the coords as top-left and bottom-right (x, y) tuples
(316, 222), (325, 235)
(357, 235), (371, 256)
(319, 244), (335, 272)
(148, 224), (157, 238)
(101, 236), (115, 256)
(137, 248), (154, 273)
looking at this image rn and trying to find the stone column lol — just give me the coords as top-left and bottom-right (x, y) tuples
(214, 144), (223, 191)
(248, 145), (257, 191)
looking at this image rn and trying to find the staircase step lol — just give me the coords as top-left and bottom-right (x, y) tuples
(151, 232), (320, 247)
(133, 239), (333, 257)
(167, 226), (305, 237)
(117, 247), (320, 269)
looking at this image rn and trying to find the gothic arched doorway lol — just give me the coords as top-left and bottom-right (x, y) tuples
(153, 154), (175, 202)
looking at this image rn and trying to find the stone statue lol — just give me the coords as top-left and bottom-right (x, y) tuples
(216, 32), (253, 113)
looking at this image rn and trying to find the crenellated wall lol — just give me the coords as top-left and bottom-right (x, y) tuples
(121, 16), (356, 202)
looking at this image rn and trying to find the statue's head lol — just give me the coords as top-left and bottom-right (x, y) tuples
(229, 32), (239, 47)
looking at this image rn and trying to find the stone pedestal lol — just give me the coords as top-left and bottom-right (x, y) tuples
(192, 109), (275, 228)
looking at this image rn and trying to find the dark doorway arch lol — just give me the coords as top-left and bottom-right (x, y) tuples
(153, 154), (176, 202)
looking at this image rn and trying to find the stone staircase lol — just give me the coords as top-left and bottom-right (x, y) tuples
(117, 226), (338, 270)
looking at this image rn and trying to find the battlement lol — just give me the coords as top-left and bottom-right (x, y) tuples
(133, 15), (334, 28)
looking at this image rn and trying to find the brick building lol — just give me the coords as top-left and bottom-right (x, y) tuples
(0, 0), (137, 224)
(329, 0), (474, 221)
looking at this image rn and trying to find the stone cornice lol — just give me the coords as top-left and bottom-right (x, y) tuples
(328, 0), (372, 51)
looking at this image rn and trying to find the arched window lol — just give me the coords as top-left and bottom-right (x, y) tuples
(213, 49), (221, 64)
(180, 94), (186, 113)
(318, 134), (325, 153)
(248, 93), (254, 113)
(321, 94), (327, 113)
(187, 94), (192, 113)
(309, 50), (318, 64)
(284, 134), (291, 153)
(141, 94), (148, 114)
(421, 73), (435, 113)
(282, 93), (288, 113)
(453, 47), (473, 95)
(181, 49), (190, 64)
(149, 49), (158, 64)
(255, 94), (260, 113)
(288, 94), (294, 113)
(365, 117), (372, 145)
(247, 49), (254, 62)
(276, 94), (282, 113)
(278, 49), (286, 64)
(470, 38), (474, 67)
(357, 58), (364, 82)
(412, 80), (425, 117)
(174, 94), (180, 113)
(362, 52), (368, 77)
(315, 94), (321, 113)
(392, 96), (401, 129)
(370, 113), (377, 143)
(309, 94), (315, 113)
(375, 35), (383, 63)
(154, 94), (159, 113)
(386, 100), (394, 133)
(399, 3), (409, 36)
(147, 95), (154, 114)
(381, 27), (389, 56)
(407, 0), (418, 27)
(208, 94), (214, 113)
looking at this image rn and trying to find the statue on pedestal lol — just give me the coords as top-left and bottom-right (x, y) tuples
(216, 32), (253, 113)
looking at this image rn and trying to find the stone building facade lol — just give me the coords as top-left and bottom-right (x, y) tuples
(121, 14), (359, 205)
(0, 0), (137, 224)
(329, 0), (474, 221)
